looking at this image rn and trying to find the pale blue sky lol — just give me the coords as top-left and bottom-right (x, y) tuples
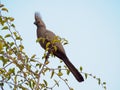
(2, 0), (120, 90)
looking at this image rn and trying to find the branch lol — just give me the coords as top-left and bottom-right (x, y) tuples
(34, 52), (50, 90)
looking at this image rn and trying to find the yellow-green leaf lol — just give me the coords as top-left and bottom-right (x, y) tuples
(0, 42), (3, 51)
(46, 42), (51, 48)
(51, 70), (54, 78)
(45, 47), (49, 52)
(70, 88), (74, 90)
(5, 34), (11, 38)
(8, 50), (13, 55)
(19, 44), (24, 51)
(45, 60), (49, 65)
(0, 68), (5, 74)
(31, 54), (36, 59)
(2, 26), (8, 30)
(2, 7), (8, 12)
(42, 53), (46, 59)
(42, 38), (45, 44)
(53, 46), (57, 52)
(13, 32), (17, 37)
(8, 17), (14, 21)
(16, 36), (22, 40)
(57, 72), (63, 76)
(36, 38), (41, 42)
(9, 68), (15, 75)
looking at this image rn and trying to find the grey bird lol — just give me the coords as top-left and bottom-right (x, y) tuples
(34, 12), (84, 82)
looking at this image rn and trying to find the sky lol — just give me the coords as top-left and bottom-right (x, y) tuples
(1, 0), (120, 90)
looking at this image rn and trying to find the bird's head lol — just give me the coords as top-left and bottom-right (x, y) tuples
(34, 12), (46, 28)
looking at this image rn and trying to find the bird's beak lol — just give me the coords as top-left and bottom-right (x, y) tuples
(34, 21), (36, 25)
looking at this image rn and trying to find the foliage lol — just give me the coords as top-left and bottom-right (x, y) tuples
(0, 2), (106, 90)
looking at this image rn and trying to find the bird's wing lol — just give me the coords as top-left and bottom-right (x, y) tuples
(44, 30), (56, 41)
(44, 30), (66, 54)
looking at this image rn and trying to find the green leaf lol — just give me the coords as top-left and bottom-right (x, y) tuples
(93, 75), (96, 78)
(80, 66), (83, 72)
(14, 75), (17, 84)
(5, 34), (11, 38)
(103, 82), (106, 85)
(13, 32), (17, 37)
(85, 73), (88, 79)
(58, 66), (61, 69)
(63, 42), (68, 45)
(66, 69), (70, 75)
(19, 44), (24, 51)
(31, 54), (36, 59)
(51, 70), (54, 78)
(0, 17), (8, 26)
(43, 80), (48, 86)
(11, 24), (15, 28)
(104, 86), (106, 90)
(0, 16), (4, 26)
(2, 26), (8, 30)
(36, 63), (40, 67)
(44, 68), (49, 73)
(2, 7), (8, 12)
(97, 78), (101, 85)
(0, 83), (4, 86)
(29, 80), (33, 88)
(26, 65), (31, 71)
(60, 60), (63, 63)
(42, 53), (47, 59)
(19, 85), (28, 90)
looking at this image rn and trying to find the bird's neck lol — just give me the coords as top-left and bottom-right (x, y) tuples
(37, 27), (46, 38)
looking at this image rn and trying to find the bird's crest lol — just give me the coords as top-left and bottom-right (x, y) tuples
(35, 12), (42, 21)
(34, 12), (46, 28)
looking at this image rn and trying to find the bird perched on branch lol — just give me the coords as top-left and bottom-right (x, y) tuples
(34, 12), (84, 82)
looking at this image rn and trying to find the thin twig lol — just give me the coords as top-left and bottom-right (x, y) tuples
(34, 52), (50, 90)
(55, 73), (71, 90)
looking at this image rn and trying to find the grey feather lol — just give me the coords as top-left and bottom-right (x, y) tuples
(34, 12), (84, 82)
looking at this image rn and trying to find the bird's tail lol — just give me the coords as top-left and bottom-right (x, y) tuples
(62, 55), (84, 82)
